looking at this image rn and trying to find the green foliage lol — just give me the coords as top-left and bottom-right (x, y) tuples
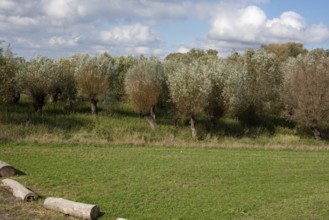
(18, 56), (78, 113)
(55, 58), (77, 109)
(165, 48), (218, 64)
(113, 55), (137, 101)
(167, 60), (212, 117)
(229, 49), (283, 125)
(124, 58), (163, 115)
(0, 44), (22, 104)
(19, 56), (53, 113)
(204, 58), (233, 119)
(44, 58), (77, 106)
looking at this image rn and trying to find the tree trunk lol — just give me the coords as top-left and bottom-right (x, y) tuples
(190, 114), (197, 139)
(49, 89), (61, 103)
(13, 92), (20, 104)
(33, 103), (43, 114)
(8, 92), (20, 104)
(0, 160), (16, 177)
(150, 106), (155, 120)
(145, 108), (156, 129)
(2, 178), (38, 201)
(91, 99), (98, 115)
(33, 95), (45, 114)
(49, 93), (58, 103)
(44, 197), (100, 220)
(64, 98), (73, 111)
(313, 127), (321, 140)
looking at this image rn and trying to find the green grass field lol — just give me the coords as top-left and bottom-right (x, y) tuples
(1, 98), (329, 219)
(1, 143), (329, 219)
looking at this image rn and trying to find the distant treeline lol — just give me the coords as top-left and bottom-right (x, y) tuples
(1, 42), (329, 139)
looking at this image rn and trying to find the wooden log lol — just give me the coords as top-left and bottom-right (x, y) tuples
(0, 160), (16, 177)
(44, 197), (100, 220)
(1, 178), (38, 201)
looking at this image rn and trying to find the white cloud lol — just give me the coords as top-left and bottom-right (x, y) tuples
(306, 24), (329, 42)
(135, 46), (150, 54)
(8, 16), (40, 26)
(100, 24), (160, 46)
(267, 11), (305, 30)
(208, 5), (329, 47)
(0, 0), (16, 10)
(43, 0), (79, 19)
(48, 35), (80, 47)
(177, 46), (189, 53)
(15, 37), (40, 48)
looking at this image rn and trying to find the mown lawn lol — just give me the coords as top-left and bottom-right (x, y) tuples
(1, 143), (329, 219)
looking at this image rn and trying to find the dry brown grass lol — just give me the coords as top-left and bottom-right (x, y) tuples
(0, 183), (73, 220)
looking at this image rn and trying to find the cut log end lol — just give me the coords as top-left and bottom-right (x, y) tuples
(25, 192), (38, 202)
(0, 166), (16, 178)
(90, 205), (100, 220)
(0, 160), (16, 178)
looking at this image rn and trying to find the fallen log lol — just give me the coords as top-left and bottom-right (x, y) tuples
(1, 178), (38, 201)
(44, 197), (100, 220)
(0, 160), (16, 177)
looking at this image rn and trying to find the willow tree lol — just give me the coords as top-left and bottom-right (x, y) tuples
(113, 55), (137, 101)
(167, 60), (212, 138)
(55, 58), (77, 110)
(204, 58), (240, 126)
(261, 42), (308, 61)
(229, 49), (283, 125)
(0, 45), (21, 104)
(75, 54), (112, 115)
(20, 57), (54, 113)
(282, 49), (329, 139)
(124, 58), (163, 128)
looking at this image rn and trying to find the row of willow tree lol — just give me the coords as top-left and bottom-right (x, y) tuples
(1, 42), (329, 139)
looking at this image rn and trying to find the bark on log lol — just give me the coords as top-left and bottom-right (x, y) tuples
(0, 160), (16, 177)
(44, 197), (100, 220)
(1, 178), (38, 201)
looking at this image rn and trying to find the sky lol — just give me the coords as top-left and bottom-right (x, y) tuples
(1, 0), (329, 59)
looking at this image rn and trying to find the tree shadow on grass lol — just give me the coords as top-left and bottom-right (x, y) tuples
(0, 108), (92, 133)
(15, 169), (26, 176)
(98, 212), (105, 218)
(198, 115), (299, 140)
(110, 108), (138, 118)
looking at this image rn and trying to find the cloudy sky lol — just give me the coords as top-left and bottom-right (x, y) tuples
(1, 0), (329, 58)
